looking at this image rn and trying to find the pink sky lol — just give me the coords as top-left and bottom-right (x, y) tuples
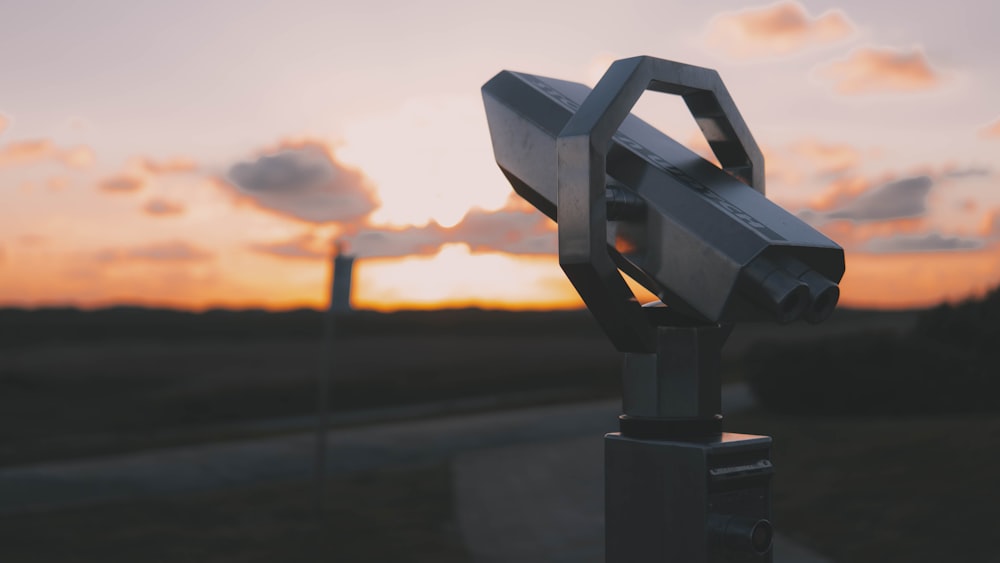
(2, 1), (999, 311)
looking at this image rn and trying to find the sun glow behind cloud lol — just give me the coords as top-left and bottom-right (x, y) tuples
(353, 243), (580, 310)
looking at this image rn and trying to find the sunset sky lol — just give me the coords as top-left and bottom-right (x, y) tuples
(2, 0), (999, 311)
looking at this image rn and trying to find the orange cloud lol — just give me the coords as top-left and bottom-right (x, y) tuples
(819, 46), (940, 95)
(0, 139), (95, 168)
(0, 139), (55, 167)
(706, 1), (854, 59)
(980, 119), (1000, 139)
(137, 156), (198, 175)
(98, 174), (145, 193)
(95, 240), (214, 263)
(143, 198), (186, 216)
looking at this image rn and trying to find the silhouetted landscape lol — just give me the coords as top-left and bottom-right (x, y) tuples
(0, 304), (919, 465)
(1, 289), (998, 562)
(749, 285), (1000, 414)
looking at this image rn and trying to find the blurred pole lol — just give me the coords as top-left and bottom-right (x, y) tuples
(315, 247), (334, 516)
(316, 241), (355, 516)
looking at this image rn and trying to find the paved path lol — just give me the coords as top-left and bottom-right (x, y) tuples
(453, 435), (833, 563)
(0, 399), (620, 514)
(0, 382), (833, 561)
(0, 383), (756, 515)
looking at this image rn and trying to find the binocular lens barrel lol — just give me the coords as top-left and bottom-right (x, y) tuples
(741, 257), (839, 324)
(799, 269), (840, 324)
(741, 259), (809, 323)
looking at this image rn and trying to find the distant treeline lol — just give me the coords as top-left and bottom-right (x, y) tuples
(748, 285), (1000, 415)
(2, 304), (904, 350)
(0, 307), (608, 347)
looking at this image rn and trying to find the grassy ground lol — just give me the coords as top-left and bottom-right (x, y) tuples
(0, 307), (917, 467)
(0, 463), (470, 563)
(728, 409), (1000, 563)
(0, 334), (621, 466)
(4, 410), (994, 562)
(3, 307), (959, 562)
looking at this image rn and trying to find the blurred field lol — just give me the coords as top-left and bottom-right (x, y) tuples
(0, 307), (917, 466)
(0, 408), (995, 563)
(729, 408), (1000, 563)
(3, 305), (995, 562)
(0, 336), (621, 466)
(0, 462), (470, 563)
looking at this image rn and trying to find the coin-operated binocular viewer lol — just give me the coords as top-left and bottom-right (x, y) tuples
(482, 56), (844, 562)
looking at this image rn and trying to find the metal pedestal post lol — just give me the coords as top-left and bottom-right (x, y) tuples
(606, 321), (774, 563)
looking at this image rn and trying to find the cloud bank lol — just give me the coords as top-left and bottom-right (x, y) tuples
(864, 232), (983, 253)
(251, 205), (556, 262)
(143, 198), (186, 216)
(800, 168), (998, 257)
(0, 139), (94, 169)
(819, 46), (940, 95)
(98, 174), (145, 194)
(226, 142), (379, 224)
(137, 156), (198, 175)
(825, 176), (933, 222)
(706, 1), (854, 59)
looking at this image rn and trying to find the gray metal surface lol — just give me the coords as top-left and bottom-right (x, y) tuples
(606, 433), (773, 563)
(482, 56), (845, 563)
(622, 321), (731, 418)
(482, 56), (845, 352)
(452, 435), (833, 563)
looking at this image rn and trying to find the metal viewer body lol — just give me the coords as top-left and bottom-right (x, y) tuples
(482, 55), (844, 563)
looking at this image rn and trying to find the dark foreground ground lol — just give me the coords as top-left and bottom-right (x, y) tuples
(1, 462), (468, 563)
(0, 307), (916, 466)
(0, 408), (996, 563)
(3, 306), (977, 563)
